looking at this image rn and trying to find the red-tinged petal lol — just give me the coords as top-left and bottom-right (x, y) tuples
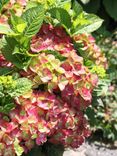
(88, 35), (95, 43)
(36, 134), (47, 145)
(27, 106), (39, 118)
(5, 122), (18, 133)
(0, 16), (8, 24)
(77, 136), (84, 145)
(0, 54), (13, 67)
(37, 100), (53, 110)
(40, 68), (52, 82)
(58, 76), (68, 91)
(72, 74), (82, 82)
(2, 134), (13, 145)
(79, 88), (92, 102)
(91, 74), (98, 87)
(11, 128), (21, 138)
(69, 51), (83, 63)
(61, 62), (73, 71)
(83, 129), (91, 137)
(54, 26), (66, 37)
(70, 96), (81, 110)
(40, 24), (53, 34)
(63, 84), (74, 96)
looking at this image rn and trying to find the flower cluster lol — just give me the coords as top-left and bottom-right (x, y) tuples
(0, 0), (108, 155)
(31, 24), (75, 56)
(21, 25), (98, 110)
(73, 34), (108, 69)
(0, 22), (106, 156)
(0, 91), (90, 155)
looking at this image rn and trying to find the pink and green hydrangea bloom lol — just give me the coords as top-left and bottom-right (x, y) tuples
(0, 0), (107, 155)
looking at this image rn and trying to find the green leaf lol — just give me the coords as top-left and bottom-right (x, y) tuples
(0, 104), (14, 114)
(57, 0), (71, 11)
(48, 7), (72, 29)
(0, 24), (14, 35)
(0, 67), (13, 76)
(0, 0), (9, 12)
(22, 5), (45, 37)
(43, 50), (67, 61)
(72, 13), (103, 35)
(0, 76), (32, 113)
(16, 23), (27, 33)
(86, 107), (96, 126)
(1, 37), (24, 69)
(103, 0), (117, 20)
(1, 36), (32, 69)
(10, 11), (27, 33)
(47, 0), (56, 6)
(0, 103), (14, 114)
(25, 1), (40, 10)
(72, 0), (83, 17)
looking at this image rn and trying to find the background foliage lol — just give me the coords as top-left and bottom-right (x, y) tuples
(86, 31), (117, 141)
(78, 0), (117, 142)
(77, 0), (117, 36)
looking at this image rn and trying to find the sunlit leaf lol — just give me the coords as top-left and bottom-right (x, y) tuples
(22, 5), (45, 37)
